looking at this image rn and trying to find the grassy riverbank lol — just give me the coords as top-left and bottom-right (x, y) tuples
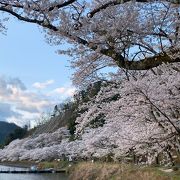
(38, 160), (69, 170)
(69, 162), (180, 180)
(1, 160), (180, 179)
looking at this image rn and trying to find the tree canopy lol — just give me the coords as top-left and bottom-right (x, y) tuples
(0, 0), (180, 86)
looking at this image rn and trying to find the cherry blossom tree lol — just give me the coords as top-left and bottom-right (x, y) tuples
(75, 62), (180, 165)
(0, 127), (70, 161)
(0, 0), (180, 86)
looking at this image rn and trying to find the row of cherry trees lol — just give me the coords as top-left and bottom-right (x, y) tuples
(0, 62), (179, 165)
(75, 62), (180, 165)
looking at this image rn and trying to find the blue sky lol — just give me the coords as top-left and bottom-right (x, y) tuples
(0, 16), (75, 127)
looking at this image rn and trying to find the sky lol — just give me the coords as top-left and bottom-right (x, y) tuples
(0, 16), (75, 127)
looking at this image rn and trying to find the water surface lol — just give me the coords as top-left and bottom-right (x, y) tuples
(0, 165), (68, 180)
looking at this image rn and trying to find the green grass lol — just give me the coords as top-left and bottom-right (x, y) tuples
(38, 160), (69, 170)
(69, 162), (180, 180)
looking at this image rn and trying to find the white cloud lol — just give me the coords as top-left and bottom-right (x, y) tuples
(66, 88), (76, 96)
(0, 76), (56, 127)
(0, 76), (26, 97)
(32, 79), (55, 89)
(0, 103), (21, 122)
(53, 87), (66, 94)
(0, 76), (77, 127)
(7, 110), (40, 128)
(50, 86), (76, 98)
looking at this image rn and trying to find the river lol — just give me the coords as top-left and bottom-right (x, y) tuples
(0, 165), (68, 180)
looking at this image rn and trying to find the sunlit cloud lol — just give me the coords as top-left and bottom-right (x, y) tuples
(0, 76), (55, 127)
(50, 86), (76, 98)
(0, 102), (21, 122)
(0, 76), (76, 127)
(32, 79), (55, 89)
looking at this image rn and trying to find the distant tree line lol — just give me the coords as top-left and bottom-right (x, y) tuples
(4, 125), (28, 146)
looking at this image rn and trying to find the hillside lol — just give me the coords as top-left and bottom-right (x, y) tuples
(31, 115), (69, 136)
(0, 121), (20, 144)
(31, 81), (102, 137)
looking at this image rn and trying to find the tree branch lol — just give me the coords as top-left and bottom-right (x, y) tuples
(0, 0), (76, 12)
(113, 52), (180, 70)
(0, 7), (44, 25)
(48, 0), (76, 11)
(88, 0), (180, 18)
